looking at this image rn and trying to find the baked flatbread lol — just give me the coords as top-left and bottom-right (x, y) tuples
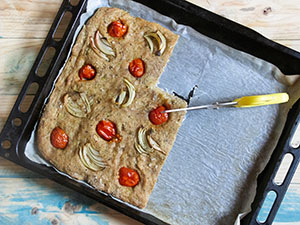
(37, 7), (186, 208)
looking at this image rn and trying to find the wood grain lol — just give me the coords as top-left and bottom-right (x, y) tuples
(0, 176), (141, 224)
(0, 0), (300, 47)
(187, 0), (300, 41)
(1, 0), (300, 224)
(0, 39), (43, 95)
(0, 0), (61, 38)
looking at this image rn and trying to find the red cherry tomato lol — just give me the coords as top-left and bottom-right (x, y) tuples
(119, 167), (140, 187)
(96, 120), (118, 141)
(107, 21), (128, 37)
(128, 58), (145, 78)
(149, 105), (169, 125)
(50, 127), (69, 149)
(79, 64), (96, 80)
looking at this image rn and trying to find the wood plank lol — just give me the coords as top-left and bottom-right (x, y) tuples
(0, 95), (17, 132)
(259, 183), (300, 223)
(0, 95), (16, 117)
(0, 176), (299, 225)
(0, 0), (61, 39)
(274, 158), (300, 185)
(0, 39), (43, 95)
(276, 185), (300, 223)
(0, 95), (34, 132)
(1, 1), (300, 224)
(291, 161), (300, 184)
(0, 158), (43, 178)
(257, 160), (300, 223)
(0, 175), (299, 225)
(274, 40), (300, 53)
(0, 177), (141, 225)
(187, 0), (300, 40)
(0, 0), (300, 40)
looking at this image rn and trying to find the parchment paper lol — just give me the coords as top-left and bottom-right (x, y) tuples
(25, 0), (300, 224)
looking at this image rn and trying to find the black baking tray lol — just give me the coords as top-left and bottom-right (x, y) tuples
(1, 0), (300, 224)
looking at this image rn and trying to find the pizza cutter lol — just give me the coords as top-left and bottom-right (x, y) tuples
(164, 93), (289, 113)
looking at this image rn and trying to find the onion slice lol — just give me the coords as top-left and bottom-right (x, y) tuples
(89, 36), (109, 61)
(115, 90), (126, 105)
(114, 79), (136, 107)
(94, 31), (115, 57)
(122, 79), (136, 107)
(134, 139), (148, 154)
(147, 135), (165, 155)
(85, 144), (107, 167)
(65, 92), (92, 118)
(78, 143), (107, 171)
(144, 35), (154, 54)
(134, 127), (164, 155)
(138, 127), (153, 153)
(156, 31), (166, 56)
(78, 145), (91, 169)
(147, 135), (160, 151)
(144, 31), (167, 56)
(65, 100), (85, 117)
(79, 93), (91, 113)
(81, 146), (100, 171)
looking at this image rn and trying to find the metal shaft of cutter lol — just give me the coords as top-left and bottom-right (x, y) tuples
(164, 101), (238, 113)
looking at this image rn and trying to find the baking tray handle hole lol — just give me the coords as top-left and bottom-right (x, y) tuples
(256, 190), (277, 223)
(12, 118), (22, 127)
(290, 122), (300, 149)
(53, 11), (73, 41)
(69, 0), (80, 6)
(36, 47), (56, 77)
(1, 140), (12, 150)
(19, 82), (39, 113)
(273, 153), (294, 186)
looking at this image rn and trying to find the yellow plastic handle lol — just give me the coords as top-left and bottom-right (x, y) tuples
(233, 93), (289, 108)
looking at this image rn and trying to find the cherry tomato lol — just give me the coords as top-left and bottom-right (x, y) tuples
(128, 58), (145, 78)
(149, 105), (169, 125)
(96, 120), (117, 141)
(107, 21), (128, 37)
(119, 167), (140, 187)
(79, 64), (96, 80)
(50, 127), (69, 149)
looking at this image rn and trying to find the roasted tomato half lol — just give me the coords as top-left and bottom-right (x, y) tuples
(50, 127), (69, 149)
(128, 58), (145, 78)
(107, 21), (128, 37)
(79, 64), (96, 80)
(149, 105), (169, 125)
(119, 167), (140, 187)
(96, 120), (121, 142)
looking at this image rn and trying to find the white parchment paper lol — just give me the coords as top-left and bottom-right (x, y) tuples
(25, 0), (300, 224)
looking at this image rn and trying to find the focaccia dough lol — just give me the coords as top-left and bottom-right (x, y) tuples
(37, 7), (186, 208)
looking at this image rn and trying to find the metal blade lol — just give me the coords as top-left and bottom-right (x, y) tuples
(164, 101), (238, 113)
(164, 104), (216, 113)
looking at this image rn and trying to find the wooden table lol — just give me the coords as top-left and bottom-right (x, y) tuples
(1, 0), (300, 224)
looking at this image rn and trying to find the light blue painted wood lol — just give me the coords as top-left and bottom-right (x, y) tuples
(1, 0), (300, 224)
(0, 178), (109, 224)
(256, 186), (300, 224)
(1, 156), (300, 224)
(0, 158), (140, 225)
(274, 185), (300, 223)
